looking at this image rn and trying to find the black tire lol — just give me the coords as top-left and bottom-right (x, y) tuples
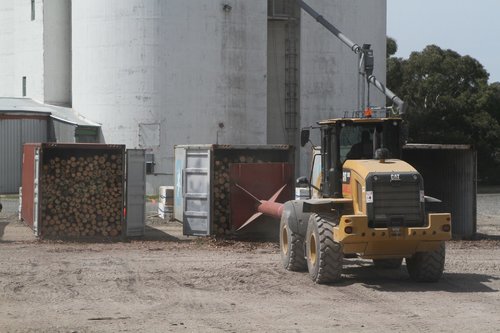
(373, 258), (403, 269)
(406, 242), (446, 282)
(306, 213), (343, 284)
(280, 214), (307, 271)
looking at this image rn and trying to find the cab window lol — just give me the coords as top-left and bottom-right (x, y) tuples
(340, 126), (373, 162)
(340, 121), (401, 161)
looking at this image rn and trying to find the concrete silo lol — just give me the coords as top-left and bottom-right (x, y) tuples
(0, 0), (15, 97)
(72, 0), (268, 193)
(0, 0), (390, 195)
(0, 0), (71, 106)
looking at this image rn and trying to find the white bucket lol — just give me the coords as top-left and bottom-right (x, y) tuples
(158, 186), (174, 219)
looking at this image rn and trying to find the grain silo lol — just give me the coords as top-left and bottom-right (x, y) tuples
(0, 0), (71, 106)
(71, 0), (269, 193)
(71, 0), (386, 193)
(0, 0), (388, 193)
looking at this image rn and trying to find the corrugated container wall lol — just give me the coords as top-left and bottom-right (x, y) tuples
(403, 145), (477, 239)
(71, 0), (268, 193)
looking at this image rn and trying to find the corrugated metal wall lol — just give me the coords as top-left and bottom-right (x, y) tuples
(0, 117), (47, 193)
(403, 146), (477, 239)
(49, 118), (76, 143)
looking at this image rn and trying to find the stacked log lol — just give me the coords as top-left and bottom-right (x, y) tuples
(213, 154), (264, 237)
(40, 152), (124, 238)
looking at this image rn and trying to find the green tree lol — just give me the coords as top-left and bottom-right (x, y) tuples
(387, 39), (500, 183)
(386, 36), (398, 58)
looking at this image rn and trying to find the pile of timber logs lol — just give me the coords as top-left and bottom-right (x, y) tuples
(40, 153), (124, 238)
(213, 154), (267, 236)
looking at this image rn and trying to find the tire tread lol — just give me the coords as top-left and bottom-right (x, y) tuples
(280, 215), (307, 272)
(308, 214), (343, 284)
(406, 242), (445, 282)
(285, 232), (307, 271)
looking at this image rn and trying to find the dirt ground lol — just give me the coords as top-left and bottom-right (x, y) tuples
(1, 195), (499, 333)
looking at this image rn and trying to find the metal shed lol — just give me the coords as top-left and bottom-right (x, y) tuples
(403, 144), (477, 239)
(0, 98), (101, 194)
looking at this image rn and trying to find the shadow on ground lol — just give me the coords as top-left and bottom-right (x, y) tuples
(132, 225), (188, 242)
(0, 222), (10, 243)
(474, 233), (500, 241)
(36, 225), (189, 244)
(334, 260), (499, 293)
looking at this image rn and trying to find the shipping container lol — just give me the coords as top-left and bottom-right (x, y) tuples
(21, 143), (146, 239)
(403, 144), (477, 239)
(174, 144), (295, 239)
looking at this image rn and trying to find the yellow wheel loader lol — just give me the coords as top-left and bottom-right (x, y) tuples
(276, 1), (451, 284)
(279, 117), (451, 284)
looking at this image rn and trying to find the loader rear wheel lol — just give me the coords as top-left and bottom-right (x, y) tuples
(373, 258), (403, 269)
(280, 214), (307, 271)
(406, 242), (446, 282)
(306, 214), (343, 284)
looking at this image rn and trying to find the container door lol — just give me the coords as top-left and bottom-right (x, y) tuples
(175, 147), (212, 236)
(33, 147), (41, 237)
(174, 147), (186, 222)
(125, 149), (146, 237)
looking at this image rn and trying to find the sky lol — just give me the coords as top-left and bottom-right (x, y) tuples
(387, 0), (500, 83)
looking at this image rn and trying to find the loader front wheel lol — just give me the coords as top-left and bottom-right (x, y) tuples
(406, 242), (446, 282)
(280, 214), (307, 271)
(306, 214), (343, 284)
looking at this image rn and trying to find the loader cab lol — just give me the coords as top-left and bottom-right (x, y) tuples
(302, 118), (403, 199)
(342, 121), (402, 160)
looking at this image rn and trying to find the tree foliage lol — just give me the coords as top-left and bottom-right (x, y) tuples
(387, 40), (500, 183)
(386, 36), (398, 58)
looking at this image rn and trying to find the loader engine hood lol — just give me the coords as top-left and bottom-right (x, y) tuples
(343, 159), (425, 228)
(342, 159), (417, 178)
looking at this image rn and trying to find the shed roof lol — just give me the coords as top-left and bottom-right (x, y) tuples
(0, 97), (100, 127)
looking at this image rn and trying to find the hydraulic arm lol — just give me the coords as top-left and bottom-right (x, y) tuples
(297, 0), (406, 114)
